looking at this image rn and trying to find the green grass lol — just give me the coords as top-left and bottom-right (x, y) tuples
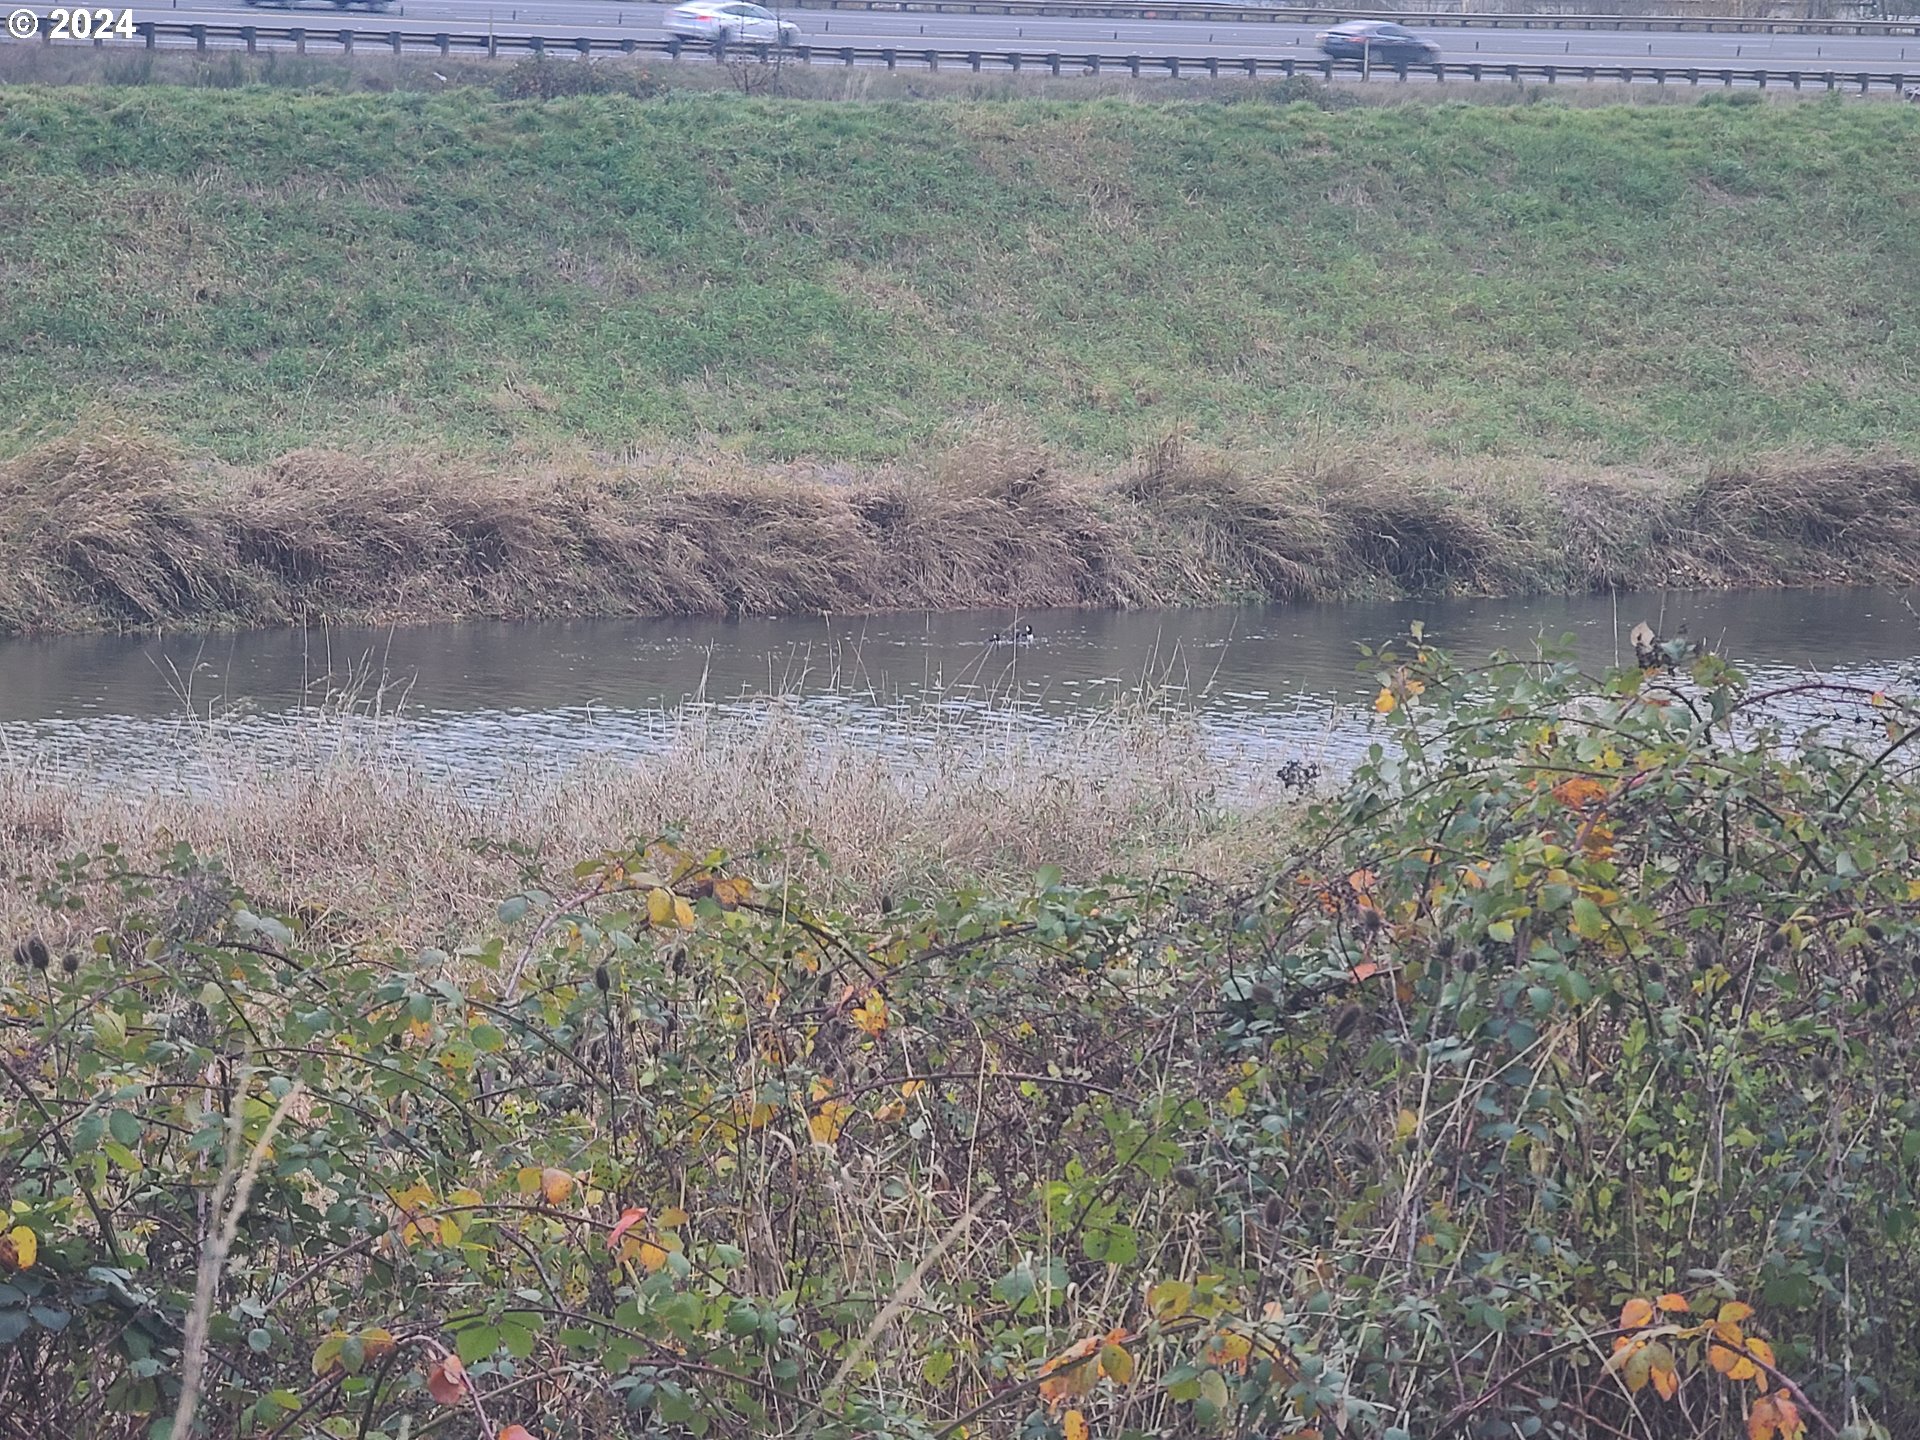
(1, 86), (1917, 466)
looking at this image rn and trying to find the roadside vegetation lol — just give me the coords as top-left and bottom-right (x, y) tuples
(3, 641), (1916, 1439)
(0, 84), (1912, 618)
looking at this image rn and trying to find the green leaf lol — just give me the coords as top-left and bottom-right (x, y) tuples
(497, 895), (530, 925)
(1569, 897), (1606, 941)
(108, 1110), (142, 1147)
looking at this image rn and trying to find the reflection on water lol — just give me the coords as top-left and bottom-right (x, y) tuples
(3, 588), (1919, 792)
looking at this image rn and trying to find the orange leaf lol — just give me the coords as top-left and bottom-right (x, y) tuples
(540, 1168), (576, 1206)
(1749, 1394), (1782, 1440)
(1619, 1297), (1656, 1330)
(1773, 1395), (1806, 1440)
(427, 1354), (468, 1406)
(1552, 776), (1609, 810)
(1746, 1336), (1777, 1391)
(1349, 961), (1380, 983)
(1650, 1363), (1678, 1401)
(1656, 1292), (1691, 1313)
(1374, 688), (1397, 714)
(608, 1207), (648, 1251)
(1718, 1301), (1755, 1325)
(499, 1428), (540, 1440)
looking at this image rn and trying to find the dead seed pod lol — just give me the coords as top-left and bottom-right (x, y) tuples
(1332, 1002), (1365, 1041)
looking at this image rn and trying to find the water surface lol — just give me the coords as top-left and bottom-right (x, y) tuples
(3, 587), (1917, 790)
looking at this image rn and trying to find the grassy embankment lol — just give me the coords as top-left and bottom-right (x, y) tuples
(2, 88), (1919, 631)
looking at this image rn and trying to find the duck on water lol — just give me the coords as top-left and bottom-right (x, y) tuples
(988, 624), (1037, 646)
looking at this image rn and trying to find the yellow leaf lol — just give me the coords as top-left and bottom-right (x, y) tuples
(673, 896), (697, 931)
(635, 1241), (669, 1272)
(361, 1328), (398, 1364)
(1148, 1279), (1193, 1321)
(1746, 1336), (1776, 1391)
(1619, 1297), (1656, 1330)
(1062, 1411), (1089, 1440)
(516, 1167), (543, 1195)
(1, 1226), (35, 1271)
(900, 1079), (926, 1099)
(1099, 1341), (1135, 1384)
(810, 1076), (836, 1103)
(873, 1099), (907, 1125)
(809, 1101), (850, 1146)
(540, 1168), (575, 1206)
(1656, 1292), (1691, 1313)
(1395, 1108), (1418, 1141)
(647, 888), (674, 927)
(1208, 1331), (1254, 1373)
(657, 1206), (689, 1227)
(1718, 1301), (1755, 1325)
(1374, 689), (1397, 714)
(852, 992), (889, 1036)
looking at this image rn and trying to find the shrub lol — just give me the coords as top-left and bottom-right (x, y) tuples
(1, 639), (1914, 1437)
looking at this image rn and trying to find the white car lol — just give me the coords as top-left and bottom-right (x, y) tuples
(664, 2), (800, 46)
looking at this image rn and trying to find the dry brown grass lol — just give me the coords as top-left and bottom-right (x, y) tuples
(5, 429), (1919, 635)
(0, 699), (1296, 950)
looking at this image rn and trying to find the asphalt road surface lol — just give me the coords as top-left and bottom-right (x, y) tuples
(16, 1), (1920, 66)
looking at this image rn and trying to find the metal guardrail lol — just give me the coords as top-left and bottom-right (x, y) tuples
(61, 20), (1914, 84)
(771, 0), (1920, 35)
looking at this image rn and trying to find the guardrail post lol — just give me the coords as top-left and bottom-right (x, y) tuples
(139, 20), (154, 46)
(1431, 61), (1444, 80)
(392, 30), (405, 53)
(1858, 70), (1869, 92)
(1721, 67), (1732, 85)
(242, 24), (256, 50)
(574, 35), (590, 52)
(1787, 69), (1800, 88)
(1280, 56), (1293, 75)
(291, 25), (306, 51)
(1048, 51), (1061, 73)
(1166, 55), (1178, 75)
(666, 34), (681, 55)
(1320, 57), (1330, 77)
(925, 47), (937, 67)
(529, 34), (543, 54)
(882, 45), (895, 65)
(621, 36), (636, 53)
(1504, 62), (1517, 82)
(436, 31), (450, 53)
(1824, 70), (1835, 89)
(1204, 55), (1216, 77)
(1543, 63), (1554, 82)
(1756, 67), (1766, 86)
(339, 27), (353, 52)
(1086, 53), (1099, 72)
(968, 48), (980, 69)
(1654, 66), (1665, 84)
(191, 22), (207, 50)
(842, 44), (854, 64)
(1686, 66), (1697, 84)
(1468, 62), (1481, 81)
(1126, 52), (1139, 74)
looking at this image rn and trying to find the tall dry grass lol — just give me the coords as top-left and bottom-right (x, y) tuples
(5, 429), (1918, 636)
(0, 696), (1296, 950)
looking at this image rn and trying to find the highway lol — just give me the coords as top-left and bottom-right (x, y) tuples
(21, 1), (1920, 66)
